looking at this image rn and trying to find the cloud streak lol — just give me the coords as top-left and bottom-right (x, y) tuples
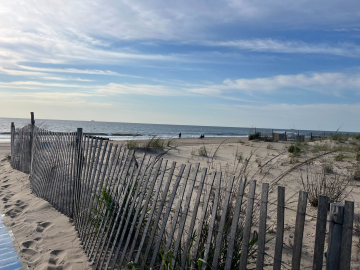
(205, 39), (360, 58)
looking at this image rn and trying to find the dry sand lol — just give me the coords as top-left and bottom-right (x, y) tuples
(0, 142), (91, 270)
(1, 136), (360, 269)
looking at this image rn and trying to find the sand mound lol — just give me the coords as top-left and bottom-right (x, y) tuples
(0, 155), (91, 270)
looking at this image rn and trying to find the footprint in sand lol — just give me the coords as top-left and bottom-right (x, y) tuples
(5, 200), (28, 218)
(20, 248), (40, 263)
(2, 194), (13, 202)
(22, 240), (36, 249)
(1, 184), (11, 189)
(5, 207), (23, 218)
(36, 221), (53, 232)
(14, 200), (28, 209)
(48, 250), (66, 268)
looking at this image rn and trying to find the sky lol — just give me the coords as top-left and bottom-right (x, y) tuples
(0, 0), (360, 132)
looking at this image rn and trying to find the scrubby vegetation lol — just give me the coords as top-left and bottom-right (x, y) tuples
(126, 136), (165, 152)
(300, 167), (352, 207)
(288, 143), (301, 156)
(249, 132), (261, 141)
(198, 146), (208, 157)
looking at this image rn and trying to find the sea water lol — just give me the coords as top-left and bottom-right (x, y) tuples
(0, 117), (356, 141)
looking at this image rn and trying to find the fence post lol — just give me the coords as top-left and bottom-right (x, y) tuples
(327, 203), (344, 270)
(29, 112), (35, 172)
(72, 128), (83, 218)
(273, 186), (285, 270)
(292, 190), (308, 270)
(339, 201), (354, 270)
(10, 122), (15, 164)
(239, 180), (257, 270)
(256, 183), (269, 270)
(312, 195), (329, 270)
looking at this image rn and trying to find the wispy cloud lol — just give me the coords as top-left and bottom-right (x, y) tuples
(0, 81), (92, 89)
(0, 91), (109, 107)
(96, 83), (184, 96)
(17, 66), (143, 78)
(186, 72), (360, 95)
(204, 39), (360, 57)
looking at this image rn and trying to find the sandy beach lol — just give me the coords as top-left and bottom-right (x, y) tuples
(1, 136), (360, 269)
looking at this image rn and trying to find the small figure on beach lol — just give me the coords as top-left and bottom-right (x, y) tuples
(179, 132), (181, 139)
(199, 134), (205, 139)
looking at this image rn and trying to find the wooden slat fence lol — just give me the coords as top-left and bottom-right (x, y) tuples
(10, 119), (356, 270)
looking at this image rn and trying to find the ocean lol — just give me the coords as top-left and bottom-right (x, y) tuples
(0, 117), (357, 141)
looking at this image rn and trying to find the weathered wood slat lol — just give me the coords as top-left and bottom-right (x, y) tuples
(239, 179), (257, 270)
(78, 138), (99, 241)
(191, 173), (216, 269)
(339, 201), (354, 270)
(158, 165), (192, 270)
(180, 167), (207, 269)
(87, 143), (115, 259)
(327, 203), (344, 270)
(171, 163), (200, 269)
(95, 153), (145, 269)
(100, 155), (150, 270)
(89, 145), (127, 261)
(92, 151), (137, 266)
(140, 161), (176, 268)
(255, 183), (269, 270)
(122, 159), (165, 265)
(84, 142), (113, 255)
(75, 136), (92, 228)
(82, 140), (108, 251)
(149, 164), (186, 269)
(201, 172), (222, 270)
(312, 195), (329, 270)
(291, 190), (308, 270)
(212, 175), (235, 270)
(106, 158), (157, 270)
(224, 177), (246, 270)
(273, 186), (285, 270)
(127, 160), (169, 266)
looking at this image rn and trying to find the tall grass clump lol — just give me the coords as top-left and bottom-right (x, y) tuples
(300, 166), (352, 207)
(198, 146), (208, 157)
(334, 153), (347, 161)
(2, 154), (11, 163)
(311, 142), (331, 153)
(127, 140), (139, 150)
(331, 133), (348, 143)
(143, 136), (164, 151)
(288, 142), (301, 156)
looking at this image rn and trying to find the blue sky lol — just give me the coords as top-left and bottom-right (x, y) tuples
(1, 0), (360, 132)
